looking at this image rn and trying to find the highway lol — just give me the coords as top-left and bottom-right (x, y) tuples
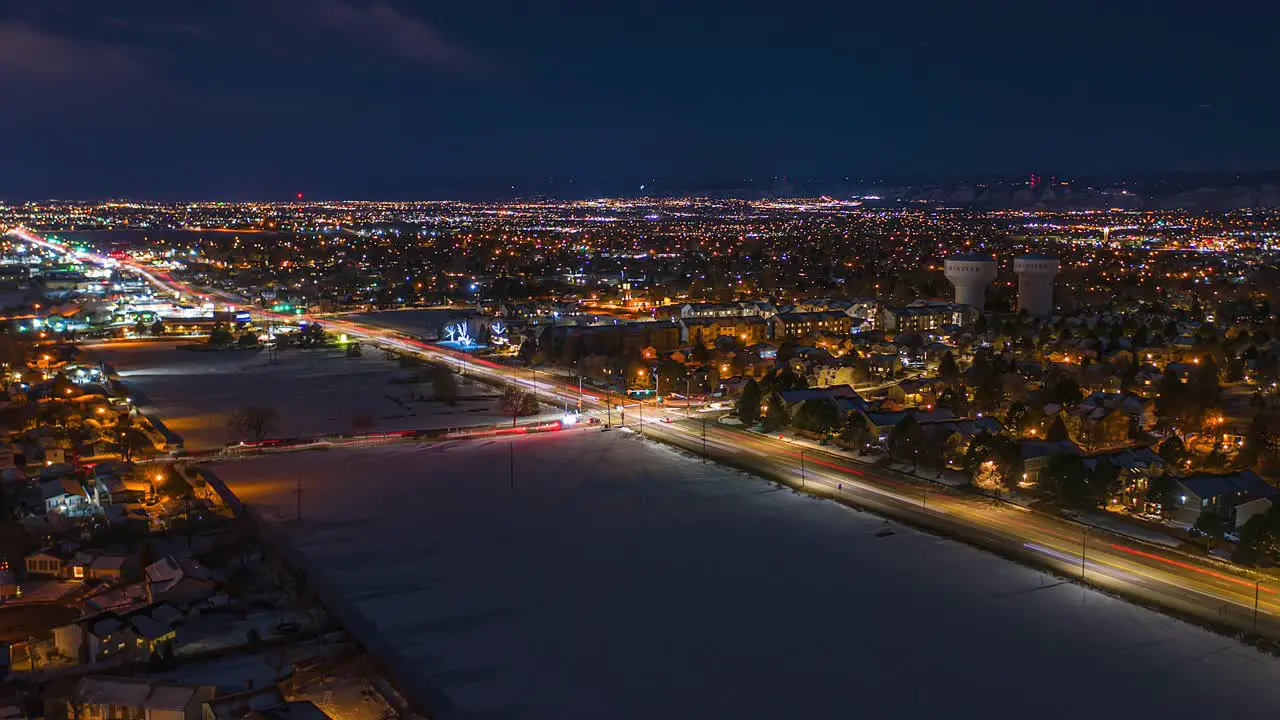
(9, 226), (1280, 641)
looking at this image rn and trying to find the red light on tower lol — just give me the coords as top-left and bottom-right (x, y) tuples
(296, 192), (304, 200)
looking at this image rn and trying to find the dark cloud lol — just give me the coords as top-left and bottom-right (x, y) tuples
(292, 0), (482, 72)
(0, 21), (148, 86)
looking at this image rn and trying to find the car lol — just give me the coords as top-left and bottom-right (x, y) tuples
(660, 416), (673, 423)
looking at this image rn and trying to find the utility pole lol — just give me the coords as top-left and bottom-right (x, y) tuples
(1255, 580), (1262, 633)
(1080, 527), (1089, 581)
(686, 377), (693, 419)
(701, 418), (707, 460)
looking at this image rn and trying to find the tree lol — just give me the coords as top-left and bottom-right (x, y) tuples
(840, 416), (871, 450)
(1005, 402), (1029, 434)
(345, 341), (362, 357)
(432, 365), (459, 405)
(238, 331), (258, 348)
(792, 399), (839, 434)
(1046, 377), (1083, 405)
(1194, 512), (1230, 546)
(736, 379), (762, 425)
(964, 431), (1023, 493)
(772, 366), (807, 392)
(227, 405), (278, 442)
(1045, 454), (1093, 509)
(937, 387), (969, 417)
(938, 351), (959, 383)
(208, 322), (234, 346)
(1046, 415), (1070, 442)
(1240, 414), (1270, 470)
(761, 392), (788, 432)
(888, 414), (918, 461)
(1157, 435), (1187, 467)
(134, 317), (147, 336)
(117, 425), (152, 461)
(499, 385), (539, 426)
(1087, 459), (1118, 508)
(1190, 355), (1221, 411)
(150, 318), (165, 336)
(1233, 507), (1280, 566)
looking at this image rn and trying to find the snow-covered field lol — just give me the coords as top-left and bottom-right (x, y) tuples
(92, 343), (532, 449)
(347, 309), (475, 341)
(211, 431), (1280, 719)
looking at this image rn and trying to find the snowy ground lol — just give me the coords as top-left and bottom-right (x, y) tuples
(211, 431), (1280, 720)
(92, 343), (542, 448)
(347, 309), (475, 341)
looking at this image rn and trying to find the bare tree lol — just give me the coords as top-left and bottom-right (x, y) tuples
(227, 405), (279, 442)
(499, 385), (539, 427)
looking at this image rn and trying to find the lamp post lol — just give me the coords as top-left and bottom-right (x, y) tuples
(635, 368), (646, 428)
(1080, 527), (1090, 581)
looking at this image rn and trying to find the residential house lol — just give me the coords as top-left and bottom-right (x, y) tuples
(1083, 447), (1166, 512)
(40, 477), (96, 517)
(64, 677), (214, 720)
(53, 603), (183, 664)
(1019, 440), (1083, 485)
(1172, 471), (1279, 529)
(25, 549), (70, 577)
(1066, 404), (1131, 448)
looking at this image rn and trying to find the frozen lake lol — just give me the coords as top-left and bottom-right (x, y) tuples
(212, 430), (1280, 720)
(92, 342), (531, 448)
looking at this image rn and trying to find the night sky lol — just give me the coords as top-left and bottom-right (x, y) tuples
(2, 0), (1277, 200)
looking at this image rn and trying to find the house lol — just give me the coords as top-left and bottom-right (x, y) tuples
(1019, 440), (1083, 485)
(89, 554), (133, 581)
(1082, 447), (1166, 511)
(65, 677), (214, 720)
(40, 476), (96, 517)
(775, 387), (869, 421)
(53, 603), (183, 664)
(1066, 404), (1131, 448)
(1172, 471), (1279, 529)
(24, 549), (70, 577)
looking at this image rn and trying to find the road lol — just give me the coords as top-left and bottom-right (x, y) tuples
(9, 226), (1279, 640)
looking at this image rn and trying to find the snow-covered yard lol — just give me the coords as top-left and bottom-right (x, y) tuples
(93, 343), (537, 449)
(212, 431), (1280, 720)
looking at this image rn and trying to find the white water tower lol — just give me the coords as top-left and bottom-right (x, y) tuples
(1013, 253), (1059, 319)
(943, 254), (998, 311)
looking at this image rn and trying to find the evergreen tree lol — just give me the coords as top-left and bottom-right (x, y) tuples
(736, 379), (762, 425)
(938, 351), (959, 382)
(761, 392), (788, 432)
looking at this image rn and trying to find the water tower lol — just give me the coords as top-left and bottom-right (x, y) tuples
(943, 254), (998, 311)
(1013, 253), (1059, 319)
